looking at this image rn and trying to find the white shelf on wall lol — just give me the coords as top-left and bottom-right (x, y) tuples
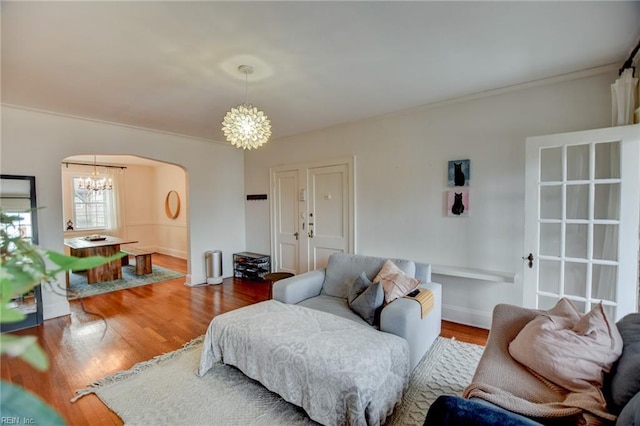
(432, 264), (516, 283)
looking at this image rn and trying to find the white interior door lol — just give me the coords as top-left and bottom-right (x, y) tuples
(524, 125), (640, 320)
(273, 169), (300, 274)
(307, 164), (350, 270)
(271, 158), (354, 274)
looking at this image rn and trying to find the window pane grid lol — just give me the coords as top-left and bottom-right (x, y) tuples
(536, 141), (622, 317)
(72, 177), (107, 230)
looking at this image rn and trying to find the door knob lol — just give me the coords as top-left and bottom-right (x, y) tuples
(294, 232), (299, 240)
(523, 253), (534, 268)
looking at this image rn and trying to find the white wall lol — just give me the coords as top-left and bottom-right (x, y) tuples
(1, 106), (246, 320)
(154, 163), (188, 258)
(244, 68), (617, 328)
(121, 164), (157, 249)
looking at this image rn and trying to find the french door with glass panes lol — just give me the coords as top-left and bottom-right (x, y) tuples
(524, 125), (640, 321)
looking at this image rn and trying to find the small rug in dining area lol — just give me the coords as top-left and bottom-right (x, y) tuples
(72, 336), (484, 425)
(67, 262), (185, 300)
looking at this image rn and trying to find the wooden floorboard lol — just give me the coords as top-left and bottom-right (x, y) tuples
(1, 253), (488, 425)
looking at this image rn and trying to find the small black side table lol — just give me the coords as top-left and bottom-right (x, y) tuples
(264, 272), (295, 299)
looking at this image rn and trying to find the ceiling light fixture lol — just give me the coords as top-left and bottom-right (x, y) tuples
(221, 65), (272, 150)
(77, 155), (113, 192)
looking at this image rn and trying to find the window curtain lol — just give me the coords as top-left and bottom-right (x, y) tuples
(564, 143), (620, 312)
(564, 146), (589, 310)
(104, 168), (126, 238)
(611, 68), (638, 126)
(593, 143), (620, 307)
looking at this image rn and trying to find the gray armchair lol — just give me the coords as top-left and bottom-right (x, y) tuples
(272, 253), (442, 371)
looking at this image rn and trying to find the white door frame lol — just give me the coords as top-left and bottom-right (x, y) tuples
(270, 157), (355, 273)
(524, 125), (640, 319)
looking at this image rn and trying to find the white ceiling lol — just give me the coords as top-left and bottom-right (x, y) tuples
(2, 1), (639, 145)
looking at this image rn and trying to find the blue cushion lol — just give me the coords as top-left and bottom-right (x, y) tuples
(617, 391), (640, 426)
(424, 396), (543, 426)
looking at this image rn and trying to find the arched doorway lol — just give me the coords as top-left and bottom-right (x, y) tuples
(61, 154), (188, 290)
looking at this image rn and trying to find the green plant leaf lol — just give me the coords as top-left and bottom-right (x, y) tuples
(0, 210), (64, 422)
(0, 266), (39, 298)
(0, 212), (21, 224)
(46, 250), (125, 272)
(0, 275), (21, 301)
(1, 380), (65, 425)
(1, 334), (36, 356)
(19, 340), (49, 371)
(0, 334), (48, 371)
(0, 303), (27, 323)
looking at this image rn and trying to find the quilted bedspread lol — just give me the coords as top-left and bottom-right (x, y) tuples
(197, 300), (410, 426)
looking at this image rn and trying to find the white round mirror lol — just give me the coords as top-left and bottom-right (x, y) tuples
(165, 190), (180, 219)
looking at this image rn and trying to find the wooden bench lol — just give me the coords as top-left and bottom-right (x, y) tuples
(121, 247), (154, 276)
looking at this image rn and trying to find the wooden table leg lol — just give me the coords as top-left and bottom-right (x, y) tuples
(73, 244), (123, 284)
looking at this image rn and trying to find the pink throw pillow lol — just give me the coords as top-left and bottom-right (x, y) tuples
(509, 298), (623, 394)
(374, 259), (419, 304)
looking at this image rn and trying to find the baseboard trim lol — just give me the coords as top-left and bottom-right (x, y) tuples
(43, 300), (71, 320)
(155, 247), (187, 259)
(442, 304), (491, 330)
(185, 273), (194, 286)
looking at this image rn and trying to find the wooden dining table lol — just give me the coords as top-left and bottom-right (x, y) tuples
(64, 236), (138, 284)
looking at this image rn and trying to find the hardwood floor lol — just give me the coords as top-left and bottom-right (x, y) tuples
(1, 253), (488, 425)
(440, 320), (489, 346)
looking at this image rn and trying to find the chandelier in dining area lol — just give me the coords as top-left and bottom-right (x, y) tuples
(77, 155), (113, 192)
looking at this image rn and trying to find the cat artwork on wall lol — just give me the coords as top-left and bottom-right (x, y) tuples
(447, 189), (469, 217)
(447, 159), (470, 187)
(454, 163), (465, 186)
(451, 192), (464, 215)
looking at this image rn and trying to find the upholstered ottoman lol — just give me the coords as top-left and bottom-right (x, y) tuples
(197, 300), (410, 425)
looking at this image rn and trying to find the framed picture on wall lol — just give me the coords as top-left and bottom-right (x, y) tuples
(447, 159), (470, 187)
(447, 189), (469, 217)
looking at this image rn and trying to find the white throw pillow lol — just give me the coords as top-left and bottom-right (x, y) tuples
(374, 259), (419, 304)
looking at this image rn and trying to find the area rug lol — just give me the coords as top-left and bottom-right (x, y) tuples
(72, 336), (484, 425)
(67, 262), (185, 300)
